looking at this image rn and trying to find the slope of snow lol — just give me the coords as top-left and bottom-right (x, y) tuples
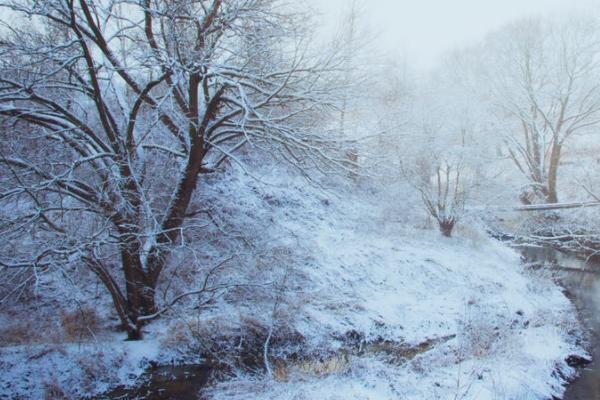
(199, 165), (585, 400)
(0, 337), (161, 398)
(0, 162), (586, 399)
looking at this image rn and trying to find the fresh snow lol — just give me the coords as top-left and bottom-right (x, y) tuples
(0, 337), (161, 399)
(0, 164), (586, 399)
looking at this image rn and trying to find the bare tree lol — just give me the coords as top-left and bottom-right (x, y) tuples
(417, 160), (468, 237)
(482, 17), (600, 204)
(398, 71), (484, 238)
(0, 0), (345, 339)
(403, 134), (471, 238)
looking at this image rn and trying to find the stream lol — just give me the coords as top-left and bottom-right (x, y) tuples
(519, 245), (600, 400)
(97, 364), (212, 400)
(97, 246), (599, 400)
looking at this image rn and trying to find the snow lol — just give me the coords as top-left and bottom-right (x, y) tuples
(0, 336), (161, 399)
(0, 163), (587, 399)
(200, 165), (585, 400)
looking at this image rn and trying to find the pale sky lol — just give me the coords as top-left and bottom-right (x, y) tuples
(311, 0), (599, 69)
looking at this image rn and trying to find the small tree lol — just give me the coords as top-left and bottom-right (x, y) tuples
(399, 72), (482, 238)
(417, 159), (468, 237)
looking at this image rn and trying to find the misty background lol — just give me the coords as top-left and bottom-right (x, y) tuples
(311, 0), (599, 68)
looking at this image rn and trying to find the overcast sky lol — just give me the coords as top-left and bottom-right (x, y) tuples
(310, 0), (599, 69)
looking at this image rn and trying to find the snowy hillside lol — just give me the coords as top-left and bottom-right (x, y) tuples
(201, 166), (586, 400)
(0, 163), (586, 399)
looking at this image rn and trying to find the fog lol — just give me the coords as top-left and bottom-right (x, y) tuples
(311, 0), (599, 68)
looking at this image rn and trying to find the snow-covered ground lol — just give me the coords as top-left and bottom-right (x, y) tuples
(0, 338), (161, 398)
(0, 163), (587, 399)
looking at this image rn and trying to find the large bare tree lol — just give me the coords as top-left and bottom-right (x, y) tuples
(483, 17), (600, 204)
(0, 0), (344, 339)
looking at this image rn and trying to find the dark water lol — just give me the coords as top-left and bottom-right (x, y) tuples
(96, 364), (212, 400)
(520, 246), (600, 400)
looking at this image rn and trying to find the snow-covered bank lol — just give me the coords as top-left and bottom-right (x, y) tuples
(204, 231), (586, 400)
(0, 339), (161, 399)
(0, 164), (587, 399)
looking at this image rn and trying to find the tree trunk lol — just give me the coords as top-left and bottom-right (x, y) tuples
(84, 255), (151, 340)
(114, 143), (208, 340)
(546, 142), (561, 204)
(438, 218), (456, 237)
(121, 249), (157, 340)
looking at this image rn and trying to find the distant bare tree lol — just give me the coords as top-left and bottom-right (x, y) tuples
(417, 160), (468, 237)
(402, 144), (470, 238)
(398, 72), (483, 238)
(483, 17), (600, 204)
(0, 0), (345, 339)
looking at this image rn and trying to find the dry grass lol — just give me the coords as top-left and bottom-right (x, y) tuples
(271, 353), (350, 382)
(0, 323), (42, 346)
(60, 306), (99, 341)
(457, 315), (502, 360)
(293, 353), (350, 376)
(42, 378), (68, 400)
(161, 320), (194, 350)
(0, 304), (101, 347)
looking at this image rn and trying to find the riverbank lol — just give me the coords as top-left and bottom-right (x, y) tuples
(93, 244), (598, 400)
(486, 207), (600, 263)
(0, 166), (590, 399)
(520, 245), (599, 400)
(0, 233), (586, 399)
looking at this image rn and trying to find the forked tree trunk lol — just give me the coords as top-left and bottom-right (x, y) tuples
(84, 255), (154, 340)
(438, 218), (456, 237)
(113, 258), (158, 340)
(124, 276), (157, 340)
(110, 143), (207, 340)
